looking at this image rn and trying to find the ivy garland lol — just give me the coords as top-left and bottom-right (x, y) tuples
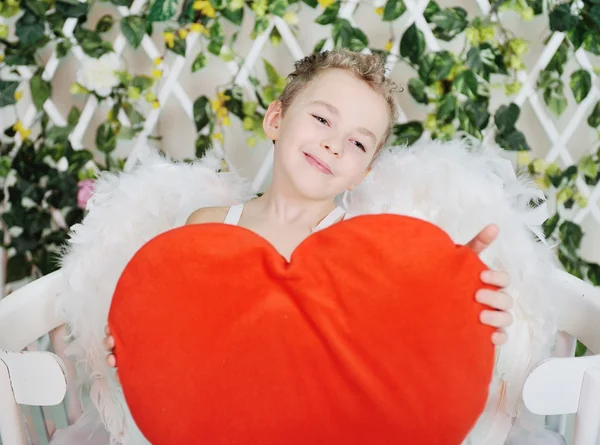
(1, 0), (599, 298)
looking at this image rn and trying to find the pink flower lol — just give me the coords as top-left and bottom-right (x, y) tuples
(77, 179), (95, 210)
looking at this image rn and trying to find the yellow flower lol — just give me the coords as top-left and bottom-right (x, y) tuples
(14, 90), (23, 101)
(152, 100), (160, 109)
(178, 29), (189, 39)
(247, 136), (257, 148)
(509, 38), (528, 56)
(433, 81), (444, 96)
(145, 91), (157, 102)
(152, 69), (163, 79)
(243, 116), (254, 131)
(318, 0), (335, 8)
(574, 191), (588, 208)
(465, 27), (479, 46)
(162, 32), (175, 48)
(478, 26), (495, 43)
(222, 115), (231, 127)
(153, 57), (162, 66)
(0, 54), (5, 63)
(504, 80), (522, 96)
(190, 23), (209, 35)
(212, 132), (224, 143)
(69, 83), (89, 95)
(193, 0), (216, 17)
(531, 158), (546, 174)
(375, 6), (384, 15)
(516, 151), (531, 166)
(384, 39), (393, 52)
(283, 11), (299, 25)
(12, 121), (31, 140)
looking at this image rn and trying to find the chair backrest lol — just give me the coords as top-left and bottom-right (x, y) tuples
(0, 350), (67, 445)
(0, 270), (64, 351)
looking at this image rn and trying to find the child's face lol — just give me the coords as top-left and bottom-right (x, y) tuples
(263, 68), (390, 201)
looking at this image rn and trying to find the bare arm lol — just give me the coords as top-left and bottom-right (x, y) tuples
(185, 206), (229, 225)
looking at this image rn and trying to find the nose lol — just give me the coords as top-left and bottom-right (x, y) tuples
(321, 139), (343, 157)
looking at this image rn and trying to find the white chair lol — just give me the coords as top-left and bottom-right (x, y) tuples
(522, 270), (600, 445)
(0, 350), (67, 445)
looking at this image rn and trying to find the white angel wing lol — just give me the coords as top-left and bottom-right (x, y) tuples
(56, 148), (254, 444)
(346, 139), (560, 445)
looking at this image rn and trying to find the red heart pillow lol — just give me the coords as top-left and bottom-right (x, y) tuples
(109, 214), (495, 445)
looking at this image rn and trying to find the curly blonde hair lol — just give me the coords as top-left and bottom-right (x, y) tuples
(278, 49), (398, 150)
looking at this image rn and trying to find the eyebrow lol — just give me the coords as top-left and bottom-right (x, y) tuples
(309, 100), (378, 146)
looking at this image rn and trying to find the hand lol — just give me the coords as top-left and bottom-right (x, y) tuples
(466, 224), (514, 346)
(103, 325), (118, 373)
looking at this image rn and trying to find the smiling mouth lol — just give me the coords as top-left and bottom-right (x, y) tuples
(303, 152), (333, 175)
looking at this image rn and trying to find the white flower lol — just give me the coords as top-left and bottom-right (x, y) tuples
(76, 53), (123, 97)
(56, 156), (69, 172)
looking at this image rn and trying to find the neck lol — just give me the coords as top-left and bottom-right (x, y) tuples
(254, 186), (338, 229)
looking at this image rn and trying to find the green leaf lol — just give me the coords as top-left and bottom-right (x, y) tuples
(429, 7), (468, 41)
(316, 1), (340, 25)
(67, 106), (81, 127)
(466, 44), (506, 80)
(583, 31), (600, 56)
(54, 0), (88, 17)
(453, 69), (478, 98)
(542, 212), (560, 238)
(192, 53), (207, 72)
(222, 6), (244, 25)
(423, 0), (440, 20)
(193, 96), (212, 131)
(0, 81), (19, 108)
(96, 121), (117, 153)
(348, 27), (368, 52)
(407, 78), (428, 104)
(7, 253), (30, 283)
(0, 156), (10, 177)
(570, 69), (591, 104)
(588, 101), (600, 127)
(147, 0), (178, 22)
(543, 83), (568, 117)
(567, 22), (587, 50)
(314, 38), (327, 53)
(463, 99), (489, 130)
(30, 73), (51, 111)
(575, 340), (588, 357)
(428, 50), (455, 81)
(24, 0), (48, 17)
(170, 37), (187, 56)
(549, 4), (580, 32)
(121, 15), (146, 48)
(209, 21), (225, 55)
(494, 103), (520, 132)
(559, 220), (583, 252)
(546, 40), (569, 74)
(268, 0), (287, 16)
(76, 28), (113, 58)
(132, 75), (155, 91)
(588, 263), (600, 285)
(96, 14), (115, 33)
(390, 121), (423, 146)
(16, 11), (46, 46)
(196, 134), (212, 158)
(495, 128), (530, 151)
(302, 0), (318, 7)
(580, 155), (599, 179)
(263, 59), (282, 85)
(56, 39), (73, 58)
(252, 16), (270, 38)
(382, 0), (406, 21)
(437, 95), (457, 124)
(400, 23), (425, 65)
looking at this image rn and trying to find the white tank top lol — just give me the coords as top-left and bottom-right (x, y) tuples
(223, 202), (346, 232)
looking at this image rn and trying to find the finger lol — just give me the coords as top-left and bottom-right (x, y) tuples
(105, 324), (111, 335)
(491, 330), (508, 346)
(466, 224), (499, 255)
(102, 335), (114, 351)
(480, 270), (510, 288)
(480, 310), (513, 328)
(476, 290), (513, 311)
(106, 354), (116, 368)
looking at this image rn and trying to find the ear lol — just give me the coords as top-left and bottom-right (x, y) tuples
(263, 101), (283, 141)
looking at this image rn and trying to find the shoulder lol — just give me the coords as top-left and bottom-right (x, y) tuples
(185, 206), (229, 225)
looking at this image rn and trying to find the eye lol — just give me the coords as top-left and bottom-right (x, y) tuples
(312, 115), (329, 126)
(352, 140), (366, 152)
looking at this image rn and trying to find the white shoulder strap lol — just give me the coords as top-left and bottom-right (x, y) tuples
(313, 206), (346, 231)
(223, 203), (244, 226)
